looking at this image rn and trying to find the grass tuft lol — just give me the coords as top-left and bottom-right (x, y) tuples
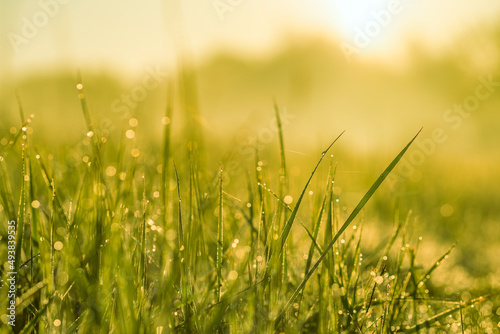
(1, 84), (497, 334)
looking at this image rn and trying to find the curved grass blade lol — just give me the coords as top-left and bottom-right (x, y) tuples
(304, 187), (329, 275)
(275, 129), (422, 326)
(415, 243), (455, 291)
(300, 222), (324, 254)
(264, 131), (345, 278)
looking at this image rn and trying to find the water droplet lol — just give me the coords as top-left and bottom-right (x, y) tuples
(131, 148), (140, 157)
(126, 129), (135, 139)
(440, 203), (454, 217)
(54, 241), (64, 251)
(129, 118), (138, 127)
(228, 270), (238, 280)
(283, 195), (293, 205)
(106, 166), (117, 177)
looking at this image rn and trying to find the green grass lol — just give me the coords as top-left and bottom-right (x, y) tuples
(0, 79), (498, 334)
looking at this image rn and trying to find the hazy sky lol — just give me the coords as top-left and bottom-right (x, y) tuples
(1, 0), (500, 77)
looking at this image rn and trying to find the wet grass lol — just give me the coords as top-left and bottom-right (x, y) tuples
(0, 79), (499, 333)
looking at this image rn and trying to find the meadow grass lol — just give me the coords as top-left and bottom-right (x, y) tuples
(0, 79), (498, 334)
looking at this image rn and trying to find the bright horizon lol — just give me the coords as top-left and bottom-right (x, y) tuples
(1, 0), (500, 78)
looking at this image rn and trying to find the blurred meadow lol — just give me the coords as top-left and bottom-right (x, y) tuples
(1, 1), (500, 332)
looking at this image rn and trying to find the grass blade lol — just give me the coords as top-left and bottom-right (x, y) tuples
(275, 129), (422, 326)
(264, 131), (344, 278)
(161, 81), (174, 229)
(273, 98), (287, 199)
(15, 280), (47, 315)
(401, 295), (492, 333)
(216, 166), (224, 303)
(415, 243), (455, 291)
